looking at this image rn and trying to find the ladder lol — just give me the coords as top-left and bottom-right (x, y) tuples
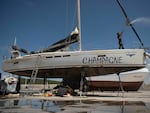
(29, 55), (41, 90)
(30, 66), (38, 84)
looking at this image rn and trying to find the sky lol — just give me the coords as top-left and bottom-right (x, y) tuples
(0, 0), (150, 78)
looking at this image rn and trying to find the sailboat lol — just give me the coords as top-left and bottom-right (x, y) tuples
(1, 0), (146, 89)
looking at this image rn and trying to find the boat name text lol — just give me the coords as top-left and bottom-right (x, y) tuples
(82, 56), (123, 64)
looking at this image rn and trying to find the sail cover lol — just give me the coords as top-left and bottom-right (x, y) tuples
(41, 27), (79, 52)
(11, 27), (79, 54)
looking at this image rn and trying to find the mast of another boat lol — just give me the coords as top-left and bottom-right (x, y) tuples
(77, 0), (82, 51)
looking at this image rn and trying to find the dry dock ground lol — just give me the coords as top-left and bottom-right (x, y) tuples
(19, 84), (150, 102)
(0, 91), (150, 113)
(1, 84), (150, 113)
(20, 90), (150, 102)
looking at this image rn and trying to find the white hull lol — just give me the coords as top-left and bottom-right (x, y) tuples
(86, 68), (149, 82)
(2, 49), (145, 78)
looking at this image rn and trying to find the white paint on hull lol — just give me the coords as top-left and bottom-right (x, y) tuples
(2, 49), (145, 74)
(86, 68), (149, 82)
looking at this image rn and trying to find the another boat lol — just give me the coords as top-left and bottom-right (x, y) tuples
(0, 73), (19, 95)
(86, 68), (149, 91)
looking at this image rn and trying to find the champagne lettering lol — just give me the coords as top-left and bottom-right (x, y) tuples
(82, 56), (122, 64)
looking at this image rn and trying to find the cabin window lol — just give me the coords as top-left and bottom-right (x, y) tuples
(63, 55), (71, 57)
(54, 55), (61, 58)
(98, 55), (106, 57)
(46, 56), (53, 58)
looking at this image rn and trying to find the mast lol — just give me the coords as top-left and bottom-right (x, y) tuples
(77, 0), (82, 51)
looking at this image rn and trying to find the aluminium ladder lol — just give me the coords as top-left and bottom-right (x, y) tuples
(28, 55), (41, 90)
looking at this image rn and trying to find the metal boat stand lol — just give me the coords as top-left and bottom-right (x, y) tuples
(79, 71), (84, 97)
(79, 71), (87, 97)
(117, 73), (125, 97)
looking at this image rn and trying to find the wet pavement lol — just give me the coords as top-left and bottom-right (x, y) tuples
(0, 91), (150, 113)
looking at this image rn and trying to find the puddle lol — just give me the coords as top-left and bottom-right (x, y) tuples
(0, 99), (150, 113)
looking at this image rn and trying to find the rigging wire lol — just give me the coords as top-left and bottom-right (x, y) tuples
(64, 0), (78, 50)
(116, 0), (144, 48)
(65, 0), (69, 34)
(65, 0), (77, 33)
